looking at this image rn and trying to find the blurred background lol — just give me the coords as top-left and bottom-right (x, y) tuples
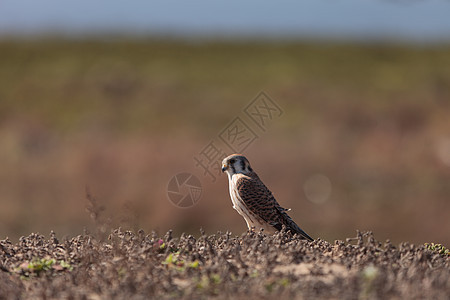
(0, 0), (449, 245)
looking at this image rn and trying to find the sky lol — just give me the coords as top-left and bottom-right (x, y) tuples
(1, 0), (450, 42)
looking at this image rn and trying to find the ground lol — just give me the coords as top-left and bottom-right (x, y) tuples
(0, 229), (448, 299)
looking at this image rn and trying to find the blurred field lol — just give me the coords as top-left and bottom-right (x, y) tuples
(0, 38), (449, 245)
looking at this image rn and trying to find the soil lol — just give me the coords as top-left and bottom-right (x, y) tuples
(0, 229), (448, 299)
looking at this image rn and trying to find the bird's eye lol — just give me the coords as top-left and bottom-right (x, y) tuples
(229, 159), (235, 164)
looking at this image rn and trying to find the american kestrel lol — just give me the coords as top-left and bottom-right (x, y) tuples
(221, 154), (314, 241)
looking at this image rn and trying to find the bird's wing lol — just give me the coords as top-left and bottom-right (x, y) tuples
(235, 176), (314, 241)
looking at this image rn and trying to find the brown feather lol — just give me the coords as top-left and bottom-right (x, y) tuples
(235, 173), (314, 241)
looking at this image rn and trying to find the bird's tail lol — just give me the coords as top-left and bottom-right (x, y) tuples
(277, 209), (314, 241)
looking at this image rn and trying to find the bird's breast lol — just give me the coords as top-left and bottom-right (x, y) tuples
(227, 174), (274, 232)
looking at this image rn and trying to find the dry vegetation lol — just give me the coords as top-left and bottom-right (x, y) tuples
(0, 228), (449, 299)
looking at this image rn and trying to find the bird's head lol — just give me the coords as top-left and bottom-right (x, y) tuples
(221, 154), (253, 177)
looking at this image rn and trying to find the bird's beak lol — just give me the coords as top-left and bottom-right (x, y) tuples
(221, 164), (227, 172)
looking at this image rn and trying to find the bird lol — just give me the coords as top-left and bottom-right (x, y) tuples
(221, 154), (314, 241)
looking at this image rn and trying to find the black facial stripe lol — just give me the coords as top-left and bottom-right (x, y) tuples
(240, 160), (245, 171)
(231, 164), (236, 173)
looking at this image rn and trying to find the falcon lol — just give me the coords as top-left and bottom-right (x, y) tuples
(221, 154), (314, 241)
